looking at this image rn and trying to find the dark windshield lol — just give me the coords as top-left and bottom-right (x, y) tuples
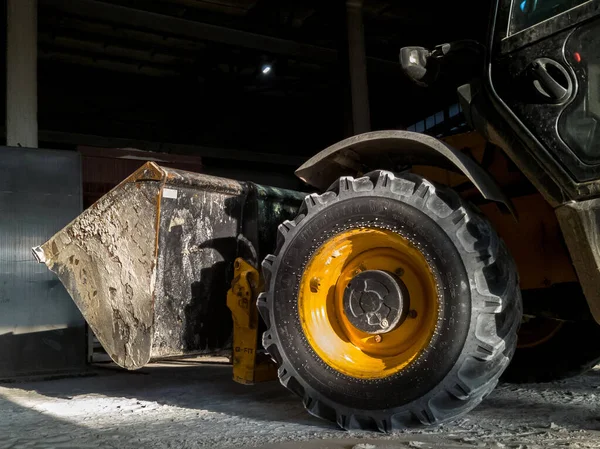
(510, 0), (591, 34)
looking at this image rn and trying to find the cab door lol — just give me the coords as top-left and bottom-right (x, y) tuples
(487, 0), (600, 187)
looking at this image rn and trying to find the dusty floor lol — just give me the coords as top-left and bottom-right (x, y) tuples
(1, 362), (599, 449)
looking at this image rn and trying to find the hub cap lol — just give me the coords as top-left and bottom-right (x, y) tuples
(343, 270), (410, 334)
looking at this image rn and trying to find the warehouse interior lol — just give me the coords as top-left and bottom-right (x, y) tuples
(2, 0), (485, 168)
(2, 1), (600, 448)
(0, 0), (485, 379)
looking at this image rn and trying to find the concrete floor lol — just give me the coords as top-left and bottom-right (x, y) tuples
(1, 361), (600, 449)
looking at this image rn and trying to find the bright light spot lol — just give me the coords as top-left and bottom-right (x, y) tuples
(262, 65), (272, 75)
(520, 0), (527, 11)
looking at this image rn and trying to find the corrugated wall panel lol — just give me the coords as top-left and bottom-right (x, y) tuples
(0, 146), (85, 378)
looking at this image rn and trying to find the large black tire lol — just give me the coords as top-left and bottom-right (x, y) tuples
(503, 319), (600, 383)
(257, 171), (522, 431)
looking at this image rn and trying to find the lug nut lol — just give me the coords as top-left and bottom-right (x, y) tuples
(374, 335), (382, 343)
(310, 277), (320, 293)
(408, 310), (418, 319)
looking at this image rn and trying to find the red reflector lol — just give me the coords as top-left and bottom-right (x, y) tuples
(574, 52), (582, 63)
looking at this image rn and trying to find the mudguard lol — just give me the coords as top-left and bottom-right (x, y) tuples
(296, 130), (515, 215)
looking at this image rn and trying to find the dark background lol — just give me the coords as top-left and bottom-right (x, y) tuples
(1, 0), (491, 176)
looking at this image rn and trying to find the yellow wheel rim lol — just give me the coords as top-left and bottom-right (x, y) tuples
(298, 227), (439, 379)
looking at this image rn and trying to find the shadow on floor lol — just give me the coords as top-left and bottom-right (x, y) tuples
(3, 362), (600, 435)
(1, 362), (335, 430)
(0, 392), (239, 449)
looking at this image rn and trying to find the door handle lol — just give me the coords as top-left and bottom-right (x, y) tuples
(530, 58), (572, 103)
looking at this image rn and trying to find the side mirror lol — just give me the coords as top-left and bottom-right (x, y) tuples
(399, 46), (439, 87)
(400, 41), (484, 88)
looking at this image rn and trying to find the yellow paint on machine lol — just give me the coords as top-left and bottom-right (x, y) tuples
(226, 258), (277, 385)
(298, 228), (439, 379)
(417, 131), (577, 290)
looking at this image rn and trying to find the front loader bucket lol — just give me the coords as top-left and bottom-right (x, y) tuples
(33, 162), (303, 370)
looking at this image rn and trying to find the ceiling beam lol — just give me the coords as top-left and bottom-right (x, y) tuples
(41, 0), (400, 72)
(37, 130), (308, 166)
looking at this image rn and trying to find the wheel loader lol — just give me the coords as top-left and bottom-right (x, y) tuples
(32, 0), (600, 432)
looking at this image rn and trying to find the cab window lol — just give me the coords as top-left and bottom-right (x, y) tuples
(510, 0), (591, 34)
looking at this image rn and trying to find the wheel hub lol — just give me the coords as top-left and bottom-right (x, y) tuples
(343, 270), (410, 334)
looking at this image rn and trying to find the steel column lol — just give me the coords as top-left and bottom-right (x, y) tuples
(6, 0), (38, 148)
(346, 0), (371, 135)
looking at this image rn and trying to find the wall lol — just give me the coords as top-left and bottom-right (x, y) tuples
(0, 146), (85, 378)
